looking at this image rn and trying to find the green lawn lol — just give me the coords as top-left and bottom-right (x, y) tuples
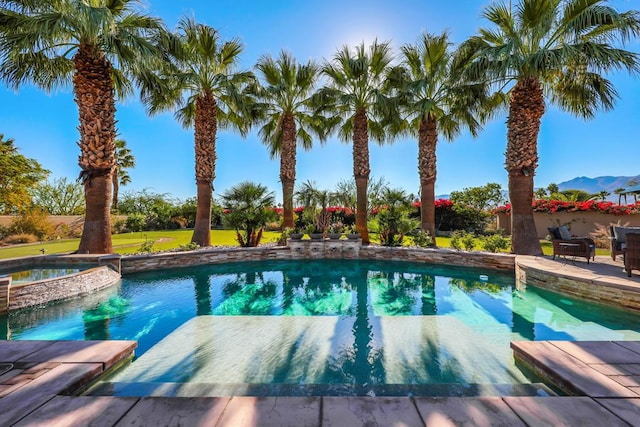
(0, 229), (607, 259)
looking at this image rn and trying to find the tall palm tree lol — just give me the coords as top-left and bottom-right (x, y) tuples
(112, 138), (135, 212)
(460, 0), (640, 255)
(142, 17), (254, 246)
(316, 41), (397, 244)
(253, 51), (327, 230)
(395, 32), (491, 247)
(0, 0), (166, 253)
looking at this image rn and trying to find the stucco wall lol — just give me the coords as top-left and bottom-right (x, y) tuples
(497, 212), (640, 239)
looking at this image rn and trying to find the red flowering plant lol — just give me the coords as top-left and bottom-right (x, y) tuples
(492, 200), (640, 216)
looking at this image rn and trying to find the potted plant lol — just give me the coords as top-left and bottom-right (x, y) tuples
(346, 224), (360, 240)
(305, 224), (323, 240)
(288, 227), (304, 240)
(327, 222), (344, 240)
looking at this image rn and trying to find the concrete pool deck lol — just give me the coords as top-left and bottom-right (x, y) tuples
(1, 254), (640, 425)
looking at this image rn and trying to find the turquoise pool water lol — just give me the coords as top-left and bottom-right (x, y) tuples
(2, 259), (640, 397)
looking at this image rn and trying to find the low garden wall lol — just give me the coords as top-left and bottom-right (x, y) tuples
(497, 212), (640, 239)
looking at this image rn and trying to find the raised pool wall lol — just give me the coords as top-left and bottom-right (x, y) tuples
(0, 254), (122, 313)
(120, 240), (516, 274)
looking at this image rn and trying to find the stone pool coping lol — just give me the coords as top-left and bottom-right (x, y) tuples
(1, 340), (639, 426)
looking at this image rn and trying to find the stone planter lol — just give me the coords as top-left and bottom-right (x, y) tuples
(309, 233), (324, 240)
(346, 233), (361, 240)
(289, 233), (304, 240)
(327, 233), (343, 240)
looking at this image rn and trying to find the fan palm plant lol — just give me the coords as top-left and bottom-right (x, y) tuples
(112, 138), (135, 212)
(220, 181), (276, 247)
(315, 41), (398, 244)
(394, 32), (495, 246)
(253, 51), (328, 230)
(0, 0), (166, 253)
(141, 17), (255, 246)
(459, 0), (640, 254)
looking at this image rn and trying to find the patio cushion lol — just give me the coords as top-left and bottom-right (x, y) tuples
(558, 226), (572, 240)
(613, 226), (640, 244)
(547, 227), (561, 240)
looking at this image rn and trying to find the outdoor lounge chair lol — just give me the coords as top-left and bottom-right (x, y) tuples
(548, 226), (596, 264)
(624, 233), (640, 277)
(610, 225), (640, 261)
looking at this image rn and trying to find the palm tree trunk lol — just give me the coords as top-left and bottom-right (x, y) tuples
(418, 115), (437, 247)
(280, 113), (297, 230)
(74, 44), (116, 254)
(191, 91), (217, 246)
(111, 167), (119, 212)
(353, 108), (370, 244)
(507, 77), (544, 255)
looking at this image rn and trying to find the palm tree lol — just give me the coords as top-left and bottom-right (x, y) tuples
(316, 41), (397, 244)
(220, 181), (276, 247)
(0, 0), (166, 253)
(112, 138), (135, 212)
(614, 187), (627, 205)
(142, 17), (254, 246)
(460, 0), (640, 255)
(253, 51), (327, 230)
(395, 32), (491, 246)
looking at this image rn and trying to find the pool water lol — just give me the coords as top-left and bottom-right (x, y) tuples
(0, 266), (87, 284)
(2, 259), (640, 397)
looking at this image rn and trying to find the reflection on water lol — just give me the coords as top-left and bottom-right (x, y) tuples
(3, 260), (640, 395)
(0, 267), (85, 284)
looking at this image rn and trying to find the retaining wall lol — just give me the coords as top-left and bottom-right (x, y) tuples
(121, 240), (515, 274)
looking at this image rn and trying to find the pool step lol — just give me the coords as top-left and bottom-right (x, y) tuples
(86, 381), (556, 398)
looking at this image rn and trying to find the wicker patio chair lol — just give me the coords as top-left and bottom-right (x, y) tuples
(610, 225), (640, 261)
(548, 226), (596, 264)
(624, 233), (640, 277)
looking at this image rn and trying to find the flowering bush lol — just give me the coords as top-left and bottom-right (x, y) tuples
(493, 200), (640, 215)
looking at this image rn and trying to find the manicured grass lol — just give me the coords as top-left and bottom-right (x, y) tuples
(0, 229), (607, 259)
(0, 229), (282, 259)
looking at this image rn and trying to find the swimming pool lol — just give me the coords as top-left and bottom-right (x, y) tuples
(0, 266), (89, 284)
(2, 259), (640, 397)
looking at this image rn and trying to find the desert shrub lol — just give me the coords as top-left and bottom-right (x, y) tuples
(8, 208), (54, 240)
(451, 230), (475, 251)
(3, 233), (39, 244)
(53, 222), (82, 239)
(111, 219), (127, 234)
(481, 234), (510, 253)
(125, 213), (146, 232)
(0, 225), (8, 240)
(590, 221), (628, 249)
(138, 239), (155, 253)
(177, 242), (200, 251)
(410, 229), (433, 247)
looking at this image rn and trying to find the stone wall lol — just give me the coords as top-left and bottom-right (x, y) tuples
(7, 266), (121, 311)
(497, 212), (640, 239)
(515, 257), (640, 312)
(121, 240), (515, 274)
(0, 277), (10, 314)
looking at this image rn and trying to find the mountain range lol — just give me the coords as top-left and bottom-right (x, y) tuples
(557, 175), (640, 195)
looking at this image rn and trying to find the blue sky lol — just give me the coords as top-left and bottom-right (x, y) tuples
(2, 0), (639, 204)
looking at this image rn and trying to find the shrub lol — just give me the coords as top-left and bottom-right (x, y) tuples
(451, 230), (475, 251)
(125, 213), (146, 232)
(410, 229), (433, 247)
(138, 239), (155, 253)
(0, 225), (8, 240)
(8, 208), (54, 240)
(3, 233), (39, 244)
(481, 234), (510, 253)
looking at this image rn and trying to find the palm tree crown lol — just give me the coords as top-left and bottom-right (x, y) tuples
(0, 0), (166, 253)
(142, 17), (255, 246)
(254, 50), (327, 230)
(460, 0), (640, 255)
